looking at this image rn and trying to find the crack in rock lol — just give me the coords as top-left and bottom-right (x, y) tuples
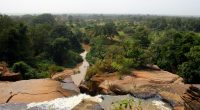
(5, 90), (68, 103)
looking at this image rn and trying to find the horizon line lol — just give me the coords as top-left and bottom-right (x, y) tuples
(1, 12), (200, 18)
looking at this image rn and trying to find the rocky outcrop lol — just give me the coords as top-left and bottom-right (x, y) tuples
(182, 85), (200, 110)
(83, 70), (191, 109)
(0, 73), (21, 81)
(0, 78), (79, 104)
(0, 66), (21, 81)
(51, 69), (75, 81)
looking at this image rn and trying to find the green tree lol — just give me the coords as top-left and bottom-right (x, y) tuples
(0, 23), (31, 65)
(12, 61), (36, 79)
(32, 14), (55, 25)
(93, 22), (118, 39)
(50, 37), (70, 66)
(150, 30), (199, 73)
(28, 24), (52, 56)
(178, 46), (200, 83)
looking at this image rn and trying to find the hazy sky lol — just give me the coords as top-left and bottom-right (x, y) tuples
(0, 0), (200, 16)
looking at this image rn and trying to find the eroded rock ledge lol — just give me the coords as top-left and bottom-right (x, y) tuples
(0, 78), (78, 104)
(81, 70), (197, 110)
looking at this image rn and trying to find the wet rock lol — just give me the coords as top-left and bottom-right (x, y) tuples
(0, 103), (27, 110)
(61, 77), (80, 93)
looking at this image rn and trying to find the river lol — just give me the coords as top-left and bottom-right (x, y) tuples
(71, 50), (89, 86)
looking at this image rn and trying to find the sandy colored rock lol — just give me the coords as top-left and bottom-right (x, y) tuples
(89, 70), (190, 109)
(0, 78), (78, 104)
(133, 70), (180, 84)
(0, 65), (21, 81)
(72, 100), (102, 110)
(51, 69), (74, 81)
(182, 85), (200, 110)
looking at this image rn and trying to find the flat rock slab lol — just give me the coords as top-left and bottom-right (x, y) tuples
(0, 79), (78, 104)
(133, 70), (180, 84)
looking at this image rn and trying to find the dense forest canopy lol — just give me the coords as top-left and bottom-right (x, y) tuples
(0, 14), (200, 83)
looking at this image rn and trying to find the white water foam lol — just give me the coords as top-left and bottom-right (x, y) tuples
(152, 100), (171, 110)
(27, 94), (102, 110)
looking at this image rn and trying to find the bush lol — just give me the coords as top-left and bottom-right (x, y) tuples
(83, 37), (90, 44)
(36, 60), (54, 72)
(66, 50), (83, 67)
(85, 65), (99, 81)
(97, 59), (116, 73)
(111, 98), (142, 110)
(48, 65), (64, 73)
(12, 61), (35, 79)
(35, 71), (50, 78)
(12, 61), (31, 79)
(12, 61), (54, 79)
(26, 68), (38, 79)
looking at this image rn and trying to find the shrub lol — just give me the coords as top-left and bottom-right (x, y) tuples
(12, 61), (53, 79)
(48, 65), (64, 73)
(66, 50), (83, 67)
(26, 68), (38, 79)
(36, 60), (54, 72)
(111, 98), (142, 110)
(85, 65), (98, 81)
(83, 37), (90, 44)
(36, 71), (50, 78)
(118, 67), (131, 75)
(95, 59), (116, 73)
(12, 61), (31, 79)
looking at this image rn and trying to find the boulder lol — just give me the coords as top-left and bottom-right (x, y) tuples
(72, 100), (102, 110)
(51, 69), (74, 81)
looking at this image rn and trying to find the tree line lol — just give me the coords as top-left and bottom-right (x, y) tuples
(0, 14), (85, 79)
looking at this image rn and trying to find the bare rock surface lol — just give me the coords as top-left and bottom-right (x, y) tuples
(0, 78), (78, 104)
(0, 65), (21, 81)
(88, 70), (191, 109)
(182, 84), (200, 110)
(51, 69), (74, 81)
(72, 100), (102, 110)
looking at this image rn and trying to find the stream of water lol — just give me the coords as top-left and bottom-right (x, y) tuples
(71, 51), (89, 86)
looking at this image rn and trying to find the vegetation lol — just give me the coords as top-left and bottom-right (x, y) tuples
(0, 14), (200, 83)
(111, 98), (142, 110)
(0, 14), (84, 79)
(84, 15), (200, 83)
